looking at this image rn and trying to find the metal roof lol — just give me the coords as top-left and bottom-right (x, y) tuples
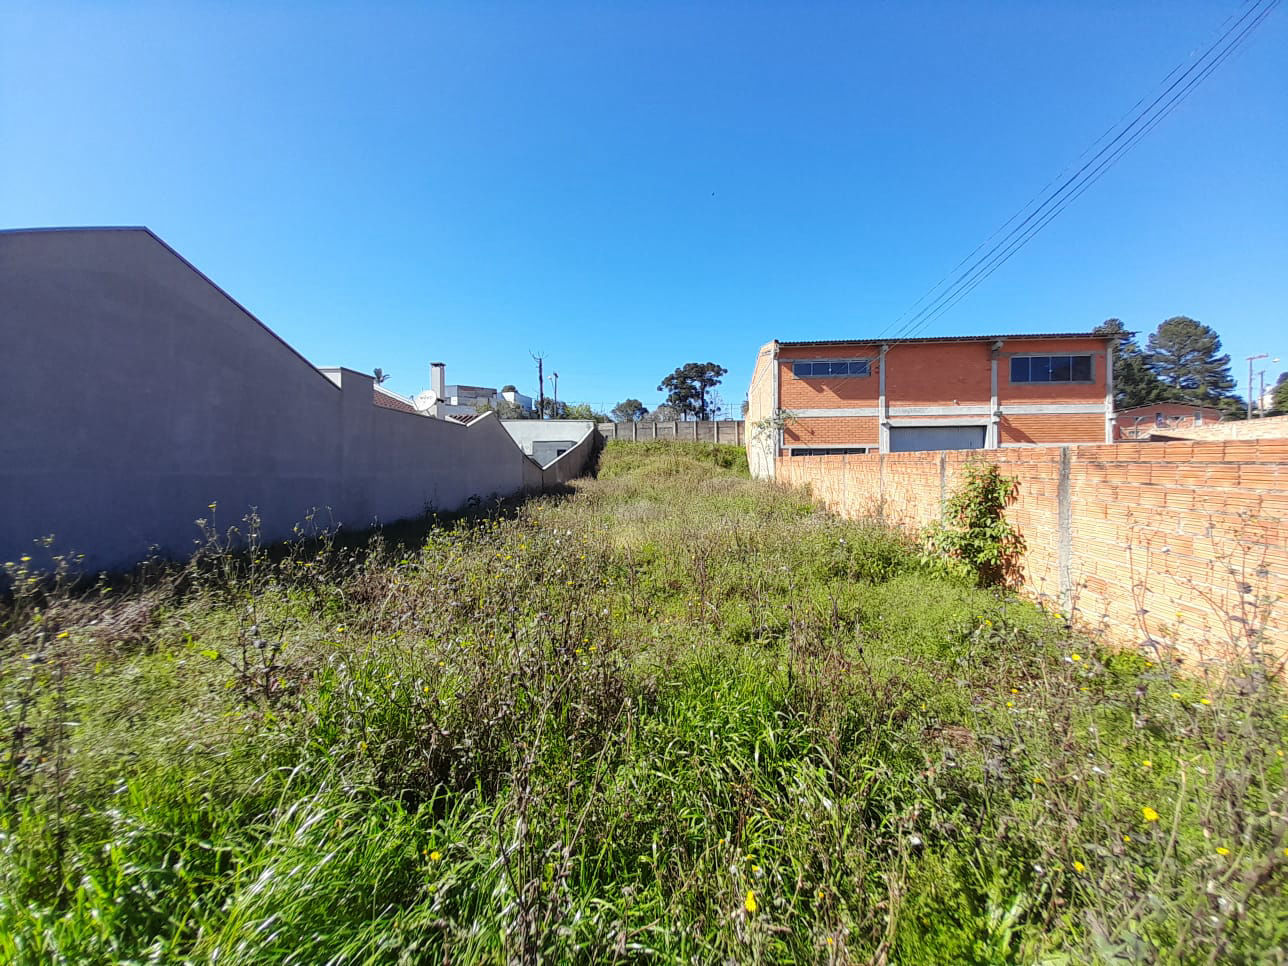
(778, 332), (1106, 347)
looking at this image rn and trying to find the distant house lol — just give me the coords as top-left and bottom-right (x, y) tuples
(412, 362), (535, 420)
(1114, 403), (1224, 440)
(372, 383), (421, 414)
(746, 332), (1115, 478)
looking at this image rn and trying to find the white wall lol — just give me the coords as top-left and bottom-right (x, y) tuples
(501, 420), (596, 463)
(0, 228), (575, 572)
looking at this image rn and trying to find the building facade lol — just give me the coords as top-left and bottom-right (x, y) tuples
(1114, 403), (1224, 440)
(747, 333), (1114, 478)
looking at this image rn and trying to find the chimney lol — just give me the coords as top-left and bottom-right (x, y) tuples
(430, 362), (446, 401)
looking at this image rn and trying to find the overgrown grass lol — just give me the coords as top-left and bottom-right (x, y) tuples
(2, 440), (1285, 963)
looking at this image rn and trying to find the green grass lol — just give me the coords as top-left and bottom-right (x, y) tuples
(2, 439), (1285, 963)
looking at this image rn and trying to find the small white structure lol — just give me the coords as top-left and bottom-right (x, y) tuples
(413, 362), (535, 420)
(502, 420), (597, 466)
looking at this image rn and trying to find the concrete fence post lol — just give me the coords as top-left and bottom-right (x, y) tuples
(631, 421), (638, 441)
(939, 452), (947, 521)
(1057, 446), (1073, 615)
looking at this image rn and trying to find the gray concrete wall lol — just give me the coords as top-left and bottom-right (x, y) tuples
(0, 228), (585, 572)
(501, 420), (596, 462)
(596, 419), (746, 445)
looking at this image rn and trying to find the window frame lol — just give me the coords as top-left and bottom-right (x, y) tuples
(790, 358), (873, 379)
(788, 446), (874, 456)
(1008, 353), (1096, 385)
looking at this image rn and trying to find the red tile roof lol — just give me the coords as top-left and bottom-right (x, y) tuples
(373, 387), (419, 414)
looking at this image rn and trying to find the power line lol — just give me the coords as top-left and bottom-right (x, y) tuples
(906, 0), (1281, 336)
(879, 0), (1279, 341)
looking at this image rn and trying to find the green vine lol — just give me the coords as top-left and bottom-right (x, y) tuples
(922, 461), (1025, 588)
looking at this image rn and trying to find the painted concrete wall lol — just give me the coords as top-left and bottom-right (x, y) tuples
(0, 228), (579, 572)
(501, 420), (595, 463)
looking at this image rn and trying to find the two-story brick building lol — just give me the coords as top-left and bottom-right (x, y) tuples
(746, 332), (1114, 478)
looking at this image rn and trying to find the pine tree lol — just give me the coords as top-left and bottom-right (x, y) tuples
(1145, 316), (1236, 403)
(1092, 318), (1174, 409)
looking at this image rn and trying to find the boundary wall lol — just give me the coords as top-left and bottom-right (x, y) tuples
(778, 441), (1288, 665)
(1, 227), (592, 572)
(596, 420), (745, 445)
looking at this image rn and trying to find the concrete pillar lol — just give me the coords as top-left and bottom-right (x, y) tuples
(879, 344), (891, 453)
(1058, 446), (1073, 614)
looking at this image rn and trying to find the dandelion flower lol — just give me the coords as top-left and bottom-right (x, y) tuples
(57, 631), (70, 639)
(1006, 701), (1015, 708)
(1171, 692), (1182, 700)
(744, 890), (757, 914)
(1123, 835), (1131, 843)
(1033, 776), (1044, 784)
(1200, 698), (1211, 706)
(1215, 847), (1229, 856)
(1141, 760), (1152, 768)
(430, 850), (442, 862)
(1071, 653), (1082, 662)
(1073, 861), (1085, 873)
(1141, 806), (1160, 823)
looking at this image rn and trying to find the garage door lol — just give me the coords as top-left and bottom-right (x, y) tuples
(889, 425), (986, 453)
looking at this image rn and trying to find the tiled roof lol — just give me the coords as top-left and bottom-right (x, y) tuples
(373, 386), (419, 414)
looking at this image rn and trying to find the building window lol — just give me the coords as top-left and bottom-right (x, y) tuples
(789, 446), (873, 456)
(1194, 410), (1203, 426)
(1009, 354), (1093, 383)
(792, 359), (871, 378)
(1155, 412), (1165, 427)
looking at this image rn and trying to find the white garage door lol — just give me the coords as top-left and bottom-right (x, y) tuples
(889, 425), (986, 453)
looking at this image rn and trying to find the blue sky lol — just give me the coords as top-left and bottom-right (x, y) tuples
(3, 1), (1285, 414)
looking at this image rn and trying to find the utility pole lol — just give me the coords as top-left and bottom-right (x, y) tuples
(531, 351), (546, 420)
(1247, 354), (1267, 419)
(1253, 357), (1280, 416)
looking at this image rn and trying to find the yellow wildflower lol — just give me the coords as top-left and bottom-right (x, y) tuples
(1123, 834), (1131, 843)
(57, 631), (70, 639)
(1200, 698), (1211, 706)
(1073, 860), (1085, 873)
(744, 890), (757, 914)
(1141, 760), (1152, 769)
(1006, 701), (1015, 708)
(1215, 847), (1230, 856)
(1071, 653), (1082, 662)
(429, 850), (442, 862)
(1141, 806), (1160, 823)
(1171, 692), (1182, 699)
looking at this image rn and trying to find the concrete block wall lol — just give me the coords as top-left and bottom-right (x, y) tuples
(0, 228), (589, 572)
(778, 441), (1288, 666)
(595, 420), (745, 445)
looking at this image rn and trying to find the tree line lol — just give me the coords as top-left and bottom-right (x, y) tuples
(1094, 316), (1281, 418)
(611, 362), (729, 423)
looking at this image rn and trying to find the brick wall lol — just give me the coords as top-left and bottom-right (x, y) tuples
(778, 440), (1288, 666)
(1154, 414), (1288, 441)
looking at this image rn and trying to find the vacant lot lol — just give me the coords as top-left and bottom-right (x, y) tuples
(3, 441), (1285, 963)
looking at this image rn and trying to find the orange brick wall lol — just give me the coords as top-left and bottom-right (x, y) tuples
(778, 344), (881, 410)
(785, 416), (880, 447)
(1001, 413), (1104, 444)
(778, 440), (1288, 666)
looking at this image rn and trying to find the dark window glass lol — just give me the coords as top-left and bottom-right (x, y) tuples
(1011, 357), (1029, 382)
(1155, 412), (1165, 427)
(1071, 355), (1092, 381)
(849, 360), (870, 376)
(793, 362), (811, 378)
(1030, 356), (1051, 381)
(828, 361), (849, 376)
(1049, 356), (1073, 381)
